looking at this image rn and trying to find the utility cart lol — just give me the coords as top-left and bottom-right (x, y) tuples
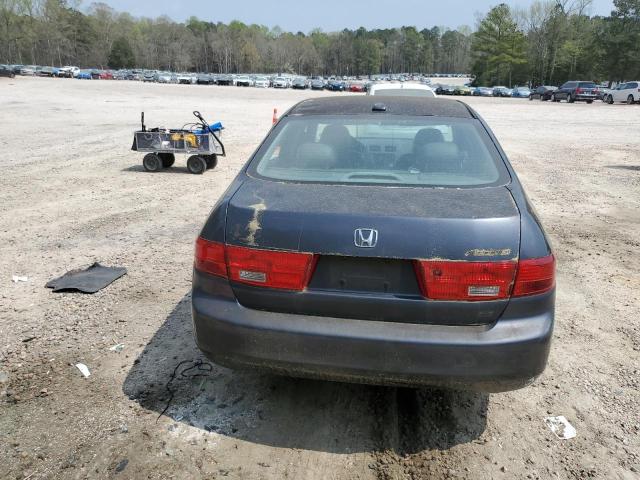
(131, 111), (225, 174)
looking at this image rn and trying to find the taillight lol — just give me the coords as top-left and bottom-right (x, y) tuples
(195, 237), (315, 291)
(226, 245), (315, 291)
(195, 238), (227, 278)
(414, 254), (555, 301)
(414, 260), (517, 301)
(512, 255), (555, 297)
(576, 87), (583, 94)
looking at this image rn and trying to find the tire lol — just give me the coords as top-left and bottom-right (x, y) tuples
(529, 95), (533, 101)
(627, 95), (635, 105)
(607, 95), (614, 104)
(142, 153), (163, 172)
(586, 100), (593, 104)
(187, 155), (207, 175)
(551, 94), (557, 102)
(568, 94), (575, 103)
(159, 153), (175, 168)
(204, 155), (218, 170)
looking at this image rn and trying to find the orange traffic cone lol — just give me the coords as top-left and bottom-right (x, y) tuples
(272, 108), (278, 125)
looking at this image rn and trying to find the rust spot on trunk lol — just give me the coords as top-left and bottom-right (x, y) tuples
(243, 200), (267, 246)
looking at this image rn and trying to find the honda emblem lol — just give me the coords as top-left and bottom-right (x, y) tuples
(354, 228), (378, 248)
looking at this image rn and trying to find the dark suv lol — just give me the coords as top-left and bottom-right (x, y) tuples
(552, 81), (598, 103)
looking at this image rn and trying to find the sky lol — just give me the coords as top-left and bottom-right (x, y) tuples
(97, 0), (615, 31)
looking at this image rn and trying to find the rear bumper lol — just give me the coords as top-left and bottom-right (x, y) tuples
(191, 273), (554, 392)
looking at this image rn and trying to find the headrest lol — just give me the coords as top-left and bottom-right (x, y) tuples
(296, 143), (338, 169)
(414, 128), (444, 151)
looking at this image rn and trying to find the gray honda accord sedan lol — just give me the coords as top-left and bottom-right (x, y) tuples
(191, 96), (555, 392)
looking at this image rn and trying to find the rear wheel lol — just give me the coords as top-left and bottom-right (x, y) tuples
(627, 95), (635, 105)
(568, 94), (575, 103)
(586, 100), (593, 104)
(551, 94), (557, 102)
(159, 153), (175, 168)
(187, 155), (207, 175)
(607, 95), (614, 104)
(142, 153), (163, 172)
(205, 155), (218, 169)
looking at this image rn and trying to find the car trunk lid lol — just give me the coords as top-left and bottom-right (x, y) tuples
(224, 179), (521, 325)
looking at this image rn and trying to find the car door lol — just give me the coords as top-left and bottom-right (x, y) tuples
(564, 82), (576, 99)
(627, 82), (639, 101)
(612, 84), (627, 102)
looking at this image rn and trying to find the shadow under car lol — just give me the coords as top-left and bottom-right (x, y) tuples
(123, 293), (489, 455)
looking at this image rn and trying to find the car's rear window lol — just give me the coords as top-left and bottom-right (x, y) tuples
(249, 115), (510, 187)
(579, 82), (597, 88)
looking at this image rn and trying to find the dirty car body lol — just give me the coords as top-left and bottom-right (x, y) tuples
(192, 96), (555, 392)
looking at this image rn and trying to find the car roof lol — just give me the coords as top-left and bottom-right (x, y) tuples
(369, 83), (433, 91)
(288, 96), (474, 118)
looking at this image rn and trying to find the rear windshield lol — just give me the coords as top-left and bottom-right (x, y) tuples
(372, 89), (436, 97)
(579, 82), (596, 88)
(249, 115), (510, 187)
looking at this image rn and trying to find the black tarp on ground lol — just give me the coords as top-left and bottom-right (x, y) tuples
(46, 263), (127, 293)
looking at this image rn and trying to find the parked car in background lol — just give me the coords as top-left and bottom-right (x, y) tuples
(196, 73), (213, 85)
(58, 66), (80, 78)
(99, 70), (113, 80)
(603, 82), (640, 104)
(273, 77), (289, 89)
(311, 78), (325, 90)
(292, 77), (309, 89)
(0, 65), (16, 78)
(492, 86), (511, 97)
(20, 65), (37, 75)
(177, 73), (196, 84)
(551, 81), (598, 103)
(473, 86), (494, 97)
(511, 87), (531, 98)
(216, 74), (233, 86)
(529, 86), (557, 101)
(76, 70), (92, 80)
(435, 85), (455, 95)
(89, 69), (101, 79)
(236, 75), (253, 87)
(349, 82), (366, 93)
(595, 84), (610, 101)
(192, 96), (556, 392)
(325, 79), (346, 91)
(454, 85), (472, 96)
(368, 82), (435, 97)
(142, 71), (156, 82)
(254, 76), (270, 88)
(156, 72), (176, 83)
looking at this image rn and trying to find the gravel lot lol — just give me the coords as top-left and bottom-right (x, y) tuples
(0, 77), (639, 480)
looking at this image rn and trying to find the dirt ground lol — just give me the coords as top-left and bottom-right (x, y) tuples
(0, 77), (638, 480)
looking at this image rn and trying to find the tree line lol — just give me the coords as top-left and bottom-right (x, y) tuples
(473, 0), (640, 87)
(1, 0), (639, 85)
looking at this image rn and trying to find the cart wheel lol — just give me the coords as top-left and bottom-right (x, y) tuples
(159, 153), (175, 168)
(205, 155), (218, 169)
(143, 153), (163, 172)
(187, 155), (207, 175)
